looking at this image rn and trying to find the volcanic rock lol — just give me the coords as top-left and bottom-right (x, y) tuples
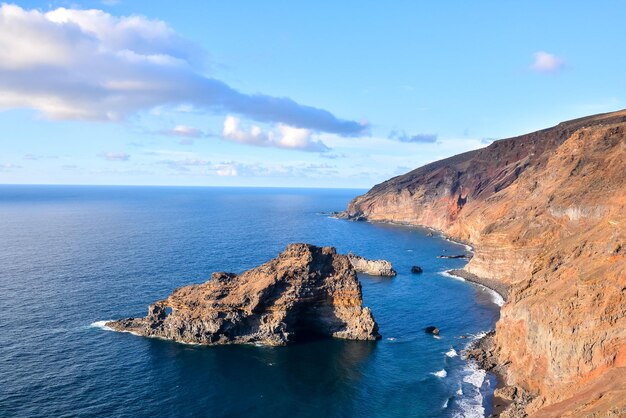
(425, 326), (440, 335)
(411, 265), (423, 274)
(107, 243), (381, 345)
(437, 254), (469, 259)
(347, 252), (397, 276)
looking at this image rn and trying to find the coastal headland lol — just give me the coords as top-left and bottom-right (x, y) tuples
(342, 109), (626, 416)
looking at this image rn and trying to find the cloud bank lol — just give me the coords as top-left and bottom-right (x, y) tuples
(0, 5), (366, 136)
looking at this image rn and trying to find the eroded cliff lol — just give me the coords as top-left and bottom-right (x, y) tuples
(344, 110), (626, 416)
(107, 243), (380, 345)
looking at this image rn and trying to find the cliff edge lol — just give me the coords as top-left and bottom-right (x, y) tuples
(107, 243), (380, 345)
(344, 110), (626, 416)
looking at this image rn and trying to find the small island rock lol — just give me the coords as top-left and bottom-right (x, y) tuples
(107, 244), (380, 346)
(411, 266), (423, 274)
(347, 252), (397, 277)
(425, 326), (440, 335)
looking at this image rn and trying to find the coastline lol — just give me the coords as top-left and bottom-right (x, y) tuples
(338, 216), (509, 300)
(339, 215), (512, 416)
(446, 269), (509, 301)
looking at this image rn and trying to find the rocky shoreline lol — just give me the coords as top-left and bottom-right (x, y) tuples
(446, 269), (509, 301)
(465, 332), (534, 418)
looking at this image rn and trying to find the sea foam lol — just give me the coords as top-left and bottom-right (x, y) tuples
(431, 369), (447, 378)
(90, 320), (114, 331)
(452, 362), (486, 418)
(445, 348), (458, 357)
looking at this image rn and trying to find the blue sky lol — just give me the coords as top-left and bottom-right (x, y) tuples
(1, 1), (625, 187)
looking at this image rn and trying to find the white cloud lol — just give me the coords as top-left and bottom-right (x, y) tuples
(158, 157), (210, 171)
(163, 125), (204, 138)
(0, 5), (366, 135)
(0, 162), (22, 171)
(530, 51), (564, 73)
(222, 115), (329, 152)
(215, 164), (239, 177)
(209, 160), (337, 178)
(100, 152), (130, 161)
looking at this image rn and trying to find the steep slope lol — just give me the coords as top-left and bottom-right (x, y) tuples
(344, 110), (626, 416)
(108, 244), (380, 345)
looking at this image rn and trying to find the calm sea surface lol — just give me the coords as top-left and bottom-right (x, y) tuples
(0, 186), (500, 417)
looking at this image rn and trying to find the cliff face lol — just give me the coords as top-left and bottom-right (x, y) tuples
(345, 110), (626, 416)
(108, 244), (380, 345)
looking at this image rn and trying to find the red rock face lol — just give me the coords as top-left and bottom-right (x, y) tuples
(345, 110), (626, 416)
(108, 243), (380, 346)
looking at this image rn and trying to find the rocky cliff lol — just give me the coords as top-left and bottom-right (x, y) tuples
(344, 110), (626, 416)
(107, 244), (380, 345)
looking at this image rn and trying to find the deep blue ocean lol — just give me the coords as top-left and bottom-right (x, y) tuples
(0, 186), (500, 417)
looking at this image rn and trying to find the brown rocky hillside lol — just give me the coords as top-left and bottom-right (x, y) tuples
(344, 110), (626, 417)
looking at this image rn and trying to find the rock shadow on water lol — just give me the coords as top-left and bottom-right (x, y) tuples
(144, 336), (377, 416)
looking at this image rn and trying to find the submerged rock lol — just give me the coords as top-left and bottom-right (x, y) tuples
(411, 265), (423, 274)
(347, 252), (397, 277)
(107, 243), (381, 346)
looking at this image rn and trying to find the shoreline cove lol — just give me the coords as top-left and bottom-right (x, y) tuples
(339, 216), (507, 416)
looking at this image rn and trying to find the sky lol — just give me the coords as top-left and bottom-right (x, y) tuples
(1, 1), (625, 188)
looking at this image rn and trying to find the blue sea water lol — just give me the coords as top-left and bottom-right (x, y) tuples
(0, 186), (500, 417)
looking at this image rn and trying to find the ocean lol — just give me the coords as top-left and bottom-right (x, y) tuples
(0, 186), (500, 417)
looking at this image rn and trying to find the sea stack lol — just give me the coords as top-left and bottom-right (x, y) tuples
(347, 252), (397, 276)
(107, 243), (380, 345)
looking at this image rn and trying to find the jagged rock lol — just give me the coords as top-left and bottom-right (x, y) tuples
(107, 243), (381, 346)
(347, 252), (397, 276)
(411, 266), (423, 274)
(425, 326), (439, 335)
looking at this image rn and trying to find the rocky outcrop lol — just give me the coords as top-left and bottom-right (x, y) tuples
(343, 109), (626, 416)
(107, 244), (380, 345)
(347, 252), (397, 276)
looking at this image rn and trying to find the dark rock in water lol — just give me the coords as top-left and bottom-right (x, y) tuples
(107, 243), (381, 346)
(426, 232), (434, 237)
(425, 326), (440, 335)
(437, 254), (470, 259)
(411, 265), (423, 274)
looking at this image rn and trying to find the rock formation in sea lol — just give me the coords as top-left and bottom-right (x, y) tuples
(347, 252), (397, 276)
(107, 243), (380, 345)
(411, 265), (423, 274)
(342, 109), (626, 416)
